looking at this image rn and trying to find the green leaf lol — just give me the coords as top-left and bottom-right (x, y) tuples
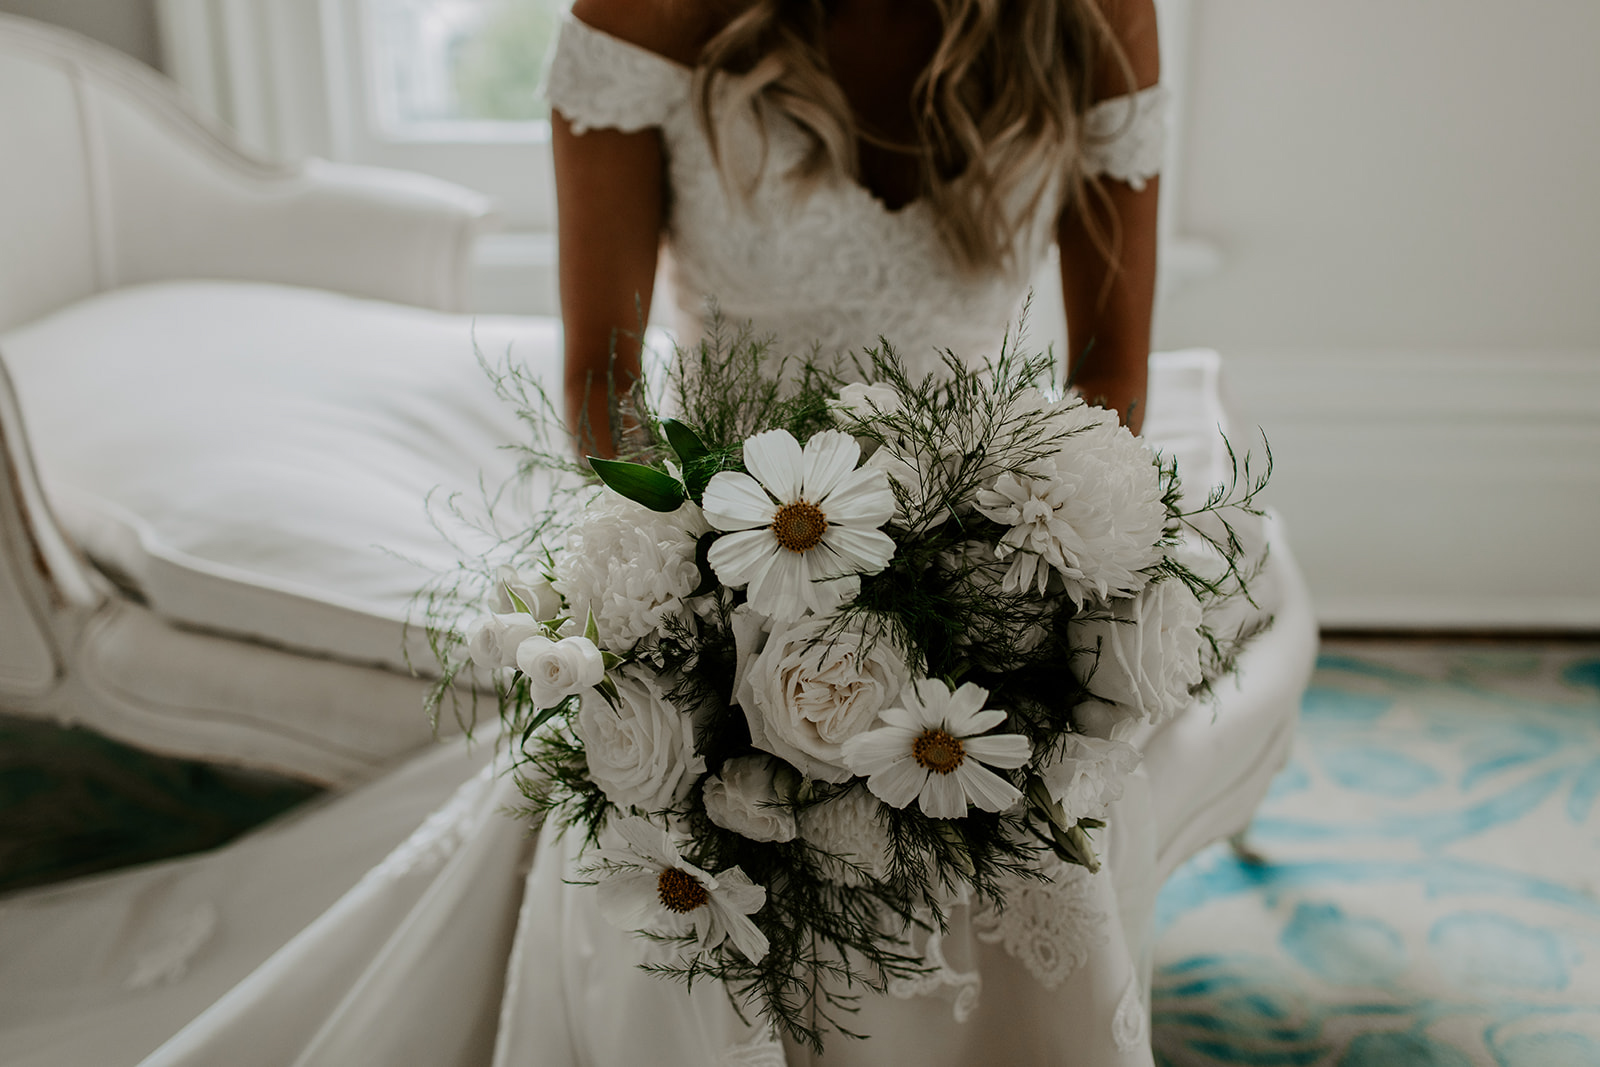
(588, 457), (686, 513)
(660, 418), (709, 466)
(600, 651), (622, 670)
(584, 608), (600, 645)
(504, 586), (531, 615)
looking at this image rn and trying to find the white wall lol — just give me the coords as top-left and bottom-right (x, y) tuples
(1156, 1), (1600, 629)
(0, 0), (161, 69)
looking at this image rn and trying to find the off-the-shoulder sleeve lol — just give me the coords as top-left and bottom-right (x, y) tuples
(1081, 85), (1169, 191)
(542, 15), (692, 134)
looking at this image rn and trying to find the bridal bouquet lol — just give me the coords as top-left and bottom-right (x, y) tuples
(430, 322), (1267, 1050)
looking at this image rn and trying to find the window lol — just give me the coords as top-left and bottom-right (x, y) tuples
(157, 0), (1212, 318)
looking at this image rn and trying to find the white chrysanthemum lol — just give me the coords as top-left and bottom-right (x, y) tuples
(797, 786), (893, 887)
(842, 679), (1032, 819)
(974, 403), (1165, 606)
(592, 816), (769, 962)
(703, 429), (895, 621)
(552, 491), (707, 647)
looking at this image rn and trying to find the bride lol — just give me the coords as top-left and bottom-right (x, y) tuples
(0, 3), (1314, 1066)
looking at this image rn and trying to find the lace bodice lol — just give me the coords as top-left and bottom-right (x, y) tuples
(545, 15), (1167, 373)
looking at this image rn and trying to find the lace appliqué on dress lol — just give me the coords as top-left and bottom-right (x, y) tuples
(719, 1025), (787, 1067)
(543, 15), (691, 135)
(1112, 973), (1149, 1052)
(1082, 85), (1169, 191)
(971, 855), (1110, 990)
(886, 927), (982, 1024)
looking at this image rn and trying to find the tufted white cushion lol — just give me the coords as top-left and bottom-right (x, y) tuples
(2, 281), (562, 671)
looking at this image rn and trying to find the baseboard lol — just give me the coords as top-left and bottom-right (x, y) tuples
(1216, 348), (1600, 630)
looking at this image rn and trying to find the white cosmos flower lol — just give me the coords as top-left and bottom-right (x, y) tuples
(842, 679), (1032, 819)
(592, 816), (769, 962)
(703, 429), (895, 622)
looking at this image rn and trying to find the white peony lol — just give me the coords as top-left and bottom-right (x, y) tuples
(576, 669), (705, 813)
(1069, 578), (1205, 726)
(515, 634), (606, 709)
(703, 755), (798, 843)
(733, 612), (911, 783)
(1037, 733), (1143, 824)
(552, 491), (707, 649)
(465, 613), (547, 670)
(974, 402), (1166, 605)
(797, 786), (893, 887)
(486, 564), (562, 621)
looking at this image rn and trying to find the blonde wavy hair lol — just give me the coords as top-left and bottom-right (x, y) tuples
(692, 0), (1133, 273)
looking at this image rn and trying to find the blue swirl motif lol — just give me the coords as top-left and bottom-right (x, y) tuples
(1152, 651), (1600, 1066)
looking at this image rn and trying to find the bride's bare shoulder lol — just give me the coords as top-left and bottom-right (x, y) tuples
(569, 0), (731, 67)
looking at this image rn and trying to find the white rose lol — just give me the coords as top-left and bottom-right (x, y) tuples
(797, 786), (893, 887)
(487, 564), (562, 621)
(515, 634), (606, 709)
(734, 613), (911, 783)
(1038, 734), (1143, 824)
(576, 670), (705, 814)
(703, 755), (798, 843)
(830, 381), (904, 423)
(465, 613), (547, 670)
(1068, 578), (1204, 725)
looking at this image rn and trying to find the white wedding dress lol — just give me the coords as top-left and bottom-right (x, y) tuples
(0, 16), (1318, 1067)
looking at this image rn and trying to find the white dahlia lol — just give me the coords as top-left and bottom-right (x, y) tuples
(974, 403), (1166, 606)
(552, 491), (707, 648)
(797, 786), (893, 887)
(703, 429), (895, 621)
(842, 679), (1031, 819)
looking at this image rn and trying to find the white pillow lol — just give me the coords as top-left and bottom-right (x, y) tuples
(2, 281), (562, 669)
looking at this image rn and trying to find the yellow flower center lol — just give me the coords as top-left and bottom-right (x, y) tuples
(770, 500), (828, 553)
(912, 729), (966, 775)
(657, 867), (710, 914)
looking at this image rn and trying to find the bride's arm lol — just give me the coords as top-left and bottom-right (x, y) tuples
(1058, 0), (1162, 435)
(552, 113), (663, 458)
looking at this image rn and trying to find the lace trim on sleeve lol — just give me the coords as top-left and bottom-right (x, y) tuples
(1082, 85), (1169, 191)
(542, 15), (692, 135)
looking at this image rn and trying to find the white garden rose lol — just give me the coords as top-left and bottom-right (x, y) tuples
(797, 786), (893, 887)
(553, 491), (708, 648)
(1038, 733), (1143, 823)
(515, 634), (605, 710)
(974, 402), (1166, 605)
(703, 755), (798, 843)
(734, 613), (911, 783)
(830, 381), (904, 423)
(465, 613), (547, 670)
(486, 564), (562, 621)
(1069, 578), (1205, 726)
(576, 670), (705, 813)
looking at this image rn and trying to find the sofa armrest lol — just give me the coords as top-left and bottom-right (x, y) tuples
(0, 13), (495, 315)
(109, 149), (494, 313)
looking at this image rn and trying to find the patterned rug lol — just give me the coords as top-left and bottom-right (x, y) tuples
(1153, 642), (1600, 1067)
(5, 643), (1599, 1066)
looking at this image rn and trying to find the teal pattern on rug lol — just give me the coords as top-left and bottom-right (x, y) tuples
(1153, 644), (1600, 1067)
